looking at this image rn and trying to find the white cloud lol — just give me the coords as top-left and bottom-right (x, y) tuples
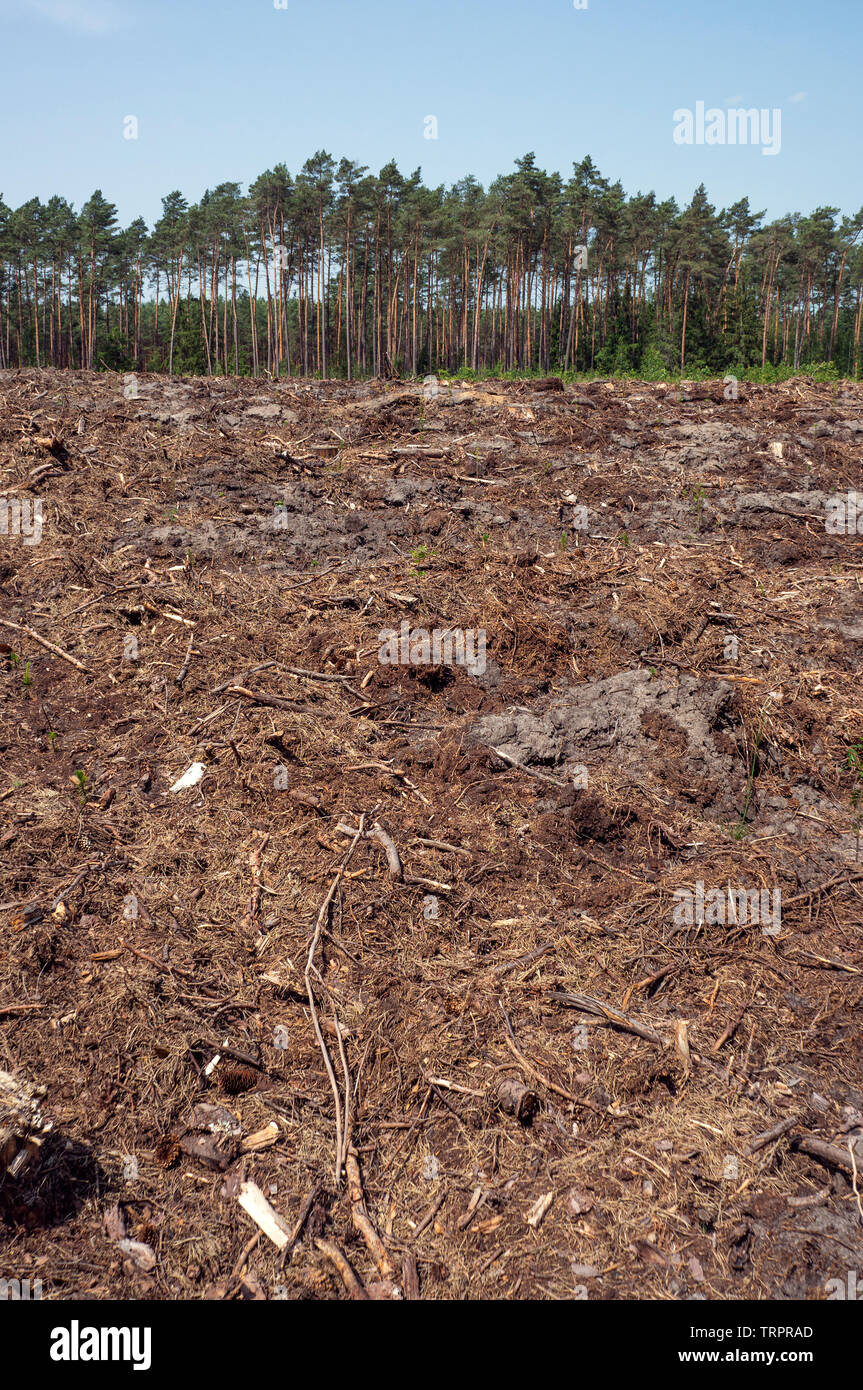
(791, 91), (808, 103)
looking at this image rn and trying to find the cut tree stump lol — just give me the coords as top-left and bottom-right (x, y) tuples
(0, 1069), (53, 1180)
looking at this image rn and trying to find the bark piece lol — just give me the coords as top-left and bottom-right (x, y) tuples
(0, 1068), (53, 1179)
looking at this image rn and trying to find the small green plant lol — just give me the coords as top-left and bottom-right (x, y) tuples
(682, 483), (707, 532)
(73, 769), (89, 805)
(410, 544), (435, 573)
(21, 660), (33, 691)
(559, 531), (569, 551)
(733, 698), (772, 840)
(47, 730), (59, 749)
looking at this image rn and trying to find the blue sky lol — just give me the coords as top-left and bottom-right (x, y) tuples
(0, 0), (858, 227)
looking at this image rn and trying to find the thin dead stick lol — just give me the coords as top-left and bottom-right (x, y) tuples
(782, 870), (863, 908)
(311, 969), (353, 1177)
(346, 1149), (393, 1277)
(711, 1007), (746, 1053)
(229, 1233), (261, 1283)
(786, 949), (861, 975)
(278, 1187), (320, 1268)
(412, 837), (473, 858)
(210, 662), (276, 694)
(621, 963), (680, 1011)
(402, 1253), (420, 1300)
(227, 685), (318, 714)
(736, 1021), (757, 1090)
(0, 1002), (45, 1018)
(314, 1238), (369, 1300)
(51, 861), (100, 910)
(490, 746), (568, 787)
(280, 665), (353, 684)
(499, 1002), (600, 1112)
(490, 944), (554, 977)
(371, 822), (403, 880)
(0, 617), (89, 672)
(547, 988), (664, 1046)
(118, 939), (194, 980)
(412, 1191), (447, 1242)
(306, 816), (365, 1185)
(744, 1115), (800, 1155)
(425, 1075), (486, 1097)
(282, 561), (347, 593)
(174, 630), (196, 686)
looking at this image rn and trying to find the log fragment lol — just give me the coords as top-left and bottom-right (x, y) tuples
(0, 1069), (53, 1179)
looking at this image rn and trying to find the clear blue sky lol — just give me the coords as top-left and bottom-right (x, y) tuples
(0, 0), (858, 227)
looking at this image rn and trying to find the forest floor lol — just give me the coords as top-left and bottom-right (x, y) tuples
(1, 367), (862, 1302)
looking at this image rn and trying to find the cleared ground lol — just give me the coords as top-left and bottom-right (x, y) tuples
(1, 367), (862, 1301)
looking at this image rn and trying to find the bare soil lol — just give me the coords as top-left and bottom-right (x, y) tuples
(1, 368), (862, 1302)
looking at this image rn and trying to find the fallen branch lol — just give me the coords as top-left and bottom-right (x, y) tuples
(0, 617), (89, 673)
(370, 822), (404, 880)
(306, 816), (365, 1185)
(490, 944), (554, 977)
(744, 1115), (800, 1155)
(174, 630), (196, 686)
(711, 1008), (746, 1053)
(346, 1148), (394, 1277)
(490, 746), (568, 787)
(793, 1135), (863, 1175)
(782, 870), (863, 908)
(119, 939), (194, 980)
(227, 685), (318, 714)
(547, 988), (664, 1046)
(314, 1238), (369, 1300)
(278, 1187), (320, 1268)
(336, 819), (404, 880)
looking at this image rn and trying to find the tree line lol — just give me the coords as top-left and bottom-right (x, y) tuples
(2, 152), (863, 379)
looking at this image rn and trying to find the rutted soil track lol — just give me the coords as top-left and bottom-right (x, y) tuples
(1, 368), (862, 1301)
